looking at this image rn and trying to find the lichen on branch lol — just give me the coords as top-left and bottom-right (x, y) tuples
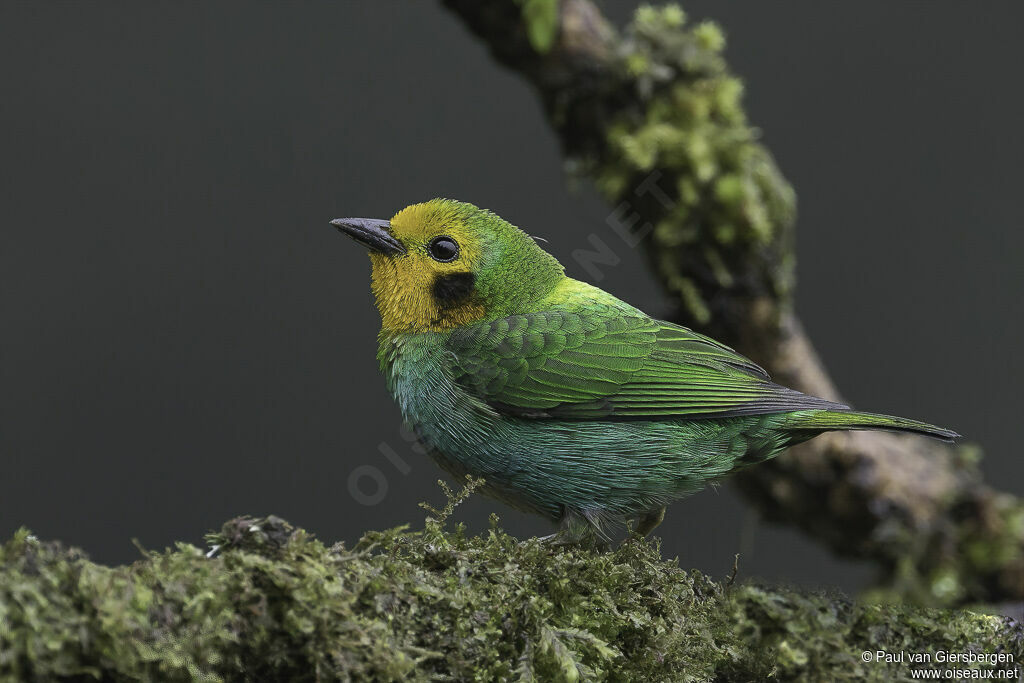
(594, 5), (797, 328)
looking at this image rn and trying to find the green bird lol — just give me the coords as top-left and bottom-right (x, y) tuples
(331, 199), (957, 540)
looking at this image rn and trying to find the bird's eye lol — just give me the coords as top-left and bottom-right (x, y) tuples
(427, 235), (459, 262)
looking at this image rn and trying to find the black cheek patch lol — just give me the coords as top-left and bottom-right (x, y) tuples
(432, 272), (477, 308)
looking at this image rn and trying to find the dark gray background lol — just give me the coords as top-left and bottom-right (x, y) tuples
(2, 2), (1021, 592)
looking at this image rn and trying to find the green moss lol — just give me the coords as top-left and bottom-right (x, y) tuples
(518, 0), (560, 54)
(591, 3), (797, 327)
(1, 485), (1021, 681)
(859, 458), (1024, 609)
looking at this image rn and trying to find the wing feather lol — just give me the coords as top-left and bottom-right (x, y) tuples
(446, 304), (846, 420)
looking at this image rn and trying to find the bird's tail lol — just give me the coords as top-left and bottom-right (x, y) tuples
(786, 409), (959, 442)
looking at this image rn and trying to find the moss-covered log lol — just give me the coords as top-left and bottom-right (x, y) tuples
(1, 514), (1021, 682)
(439, 0), (1024, 607)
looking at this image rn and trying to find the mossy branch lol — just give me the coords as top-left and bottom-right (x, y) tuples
(1, 515), (1021, 681)
(439, 0), (1024, 607)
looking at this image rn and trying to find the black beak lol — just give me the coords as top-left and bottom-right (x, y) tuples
(330, 218), (406, 256)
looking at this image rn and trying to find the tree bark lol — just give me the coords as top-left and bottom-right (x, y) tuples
(441, 0), (1024, 606)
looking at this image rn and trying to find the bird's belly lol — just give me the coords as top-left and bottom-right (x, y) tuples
(385, 335), (784, 518)
(408, 409), (781, 519)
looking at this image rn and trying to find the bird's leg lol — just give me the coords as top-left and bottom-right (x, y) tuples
(634, 507), (667, 537)
(541, 508), (606, 549)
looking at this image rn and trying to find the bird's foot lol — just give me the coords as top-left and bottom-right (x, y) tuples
(632, 506), (667, 538)
(539, 533), (611, 552)
(541, 516), (612, 551)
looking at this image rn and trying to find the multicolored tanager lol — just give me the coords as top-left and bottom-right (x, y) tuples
(331, 199), (957, 539)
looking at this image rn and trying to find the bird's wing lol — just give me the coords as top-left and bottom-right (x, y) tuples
(445, 304), (847, 420)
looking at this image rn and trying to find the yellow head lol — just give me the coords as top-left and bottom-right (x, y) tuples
(332, 199), (565, 334)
